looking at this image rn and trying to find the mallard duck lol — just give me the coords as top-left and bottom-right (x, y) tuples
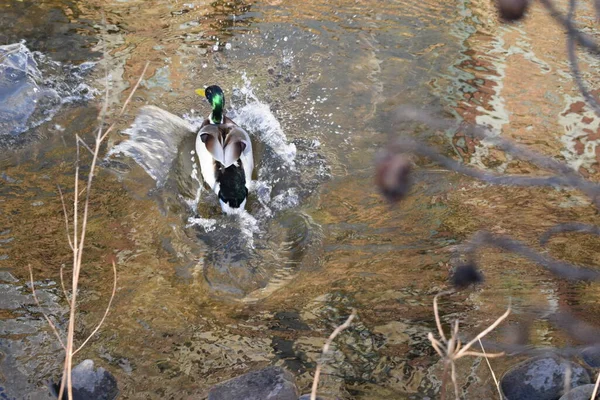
(195, 85), (254, 213)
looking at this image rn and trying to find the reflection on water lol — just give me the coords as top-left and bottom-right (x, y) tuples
(2, 0), (600, 398)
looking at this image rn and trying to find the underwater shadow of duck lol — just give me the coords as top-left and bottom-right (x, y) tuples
(195, 210), (324, 299)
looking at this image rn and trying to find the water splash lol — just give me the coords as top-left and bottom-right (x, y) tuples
(231, 73), (297, 166)
(108, 106), (196, 186)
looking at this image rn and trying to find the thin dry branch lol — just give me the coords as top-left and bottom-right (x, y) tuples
(28, 265), (66, 350)
(591, 371), (600, 400)
(76, 135), (94, 156)
(393, 108), (600, 205)
(73, 261), (117, 355)
(59, 264), (70, 307)
(53, 55), (148, 400)
(540, 223), (600, 246)
(429, 294), (509, 400)
(57, 185), (74, 251)
(464, 231), (600, 281)
(477, 338), (501, 398)
(99, 61), (149, 143)
(538, 0), (600, 55)
(310, 309), (357, 400)
(565, 0), (600, 118)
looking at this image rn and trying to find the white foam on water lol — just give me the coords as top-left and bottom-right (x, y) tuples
(186, 216), (217, 232)
(271, 188), (299, 211)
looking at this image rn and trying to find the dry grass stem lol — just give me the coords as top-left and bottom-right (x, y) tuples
(57, 60), (147, 400)
(477, 338), (501, 399)
(25, 50), (149, 399)
(28, 265), (66, 350)
(76, 134), (94, 155)
(59, 264), (70, 307)
(99, 61), (149, 143)
(563, 362), (572, 397)
(429, 294), (510, 400)
(73, 261), (117, 355)
(591, 371), (600, 400)
(310, 309), (357, 400)
(57, 186), (74, 251)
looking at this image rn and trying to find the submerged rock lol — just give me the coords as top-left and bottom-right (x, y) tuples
(500, 356), (590, 400)
(559, 384), (600, 400)
(50, 359), (119, 400)
(207, 366), (298, 400)
(0, 42), (60, 136)
(581, 345), (600, 368)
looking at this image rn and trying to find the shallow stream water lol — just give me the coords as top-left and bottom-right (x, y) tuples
(2, 0), (600, 399)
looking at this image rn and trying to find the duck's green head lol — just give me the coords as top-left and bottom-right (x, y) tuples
(202, 85), (225, 124)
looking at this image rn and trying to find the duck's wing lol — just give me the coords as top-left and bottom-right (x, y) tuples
(197, 124), (224, 164)
(223, 116), (238, 126)
(223, 127), (254, 187)
(108, 105), (196, 187)
(222, 127), (250, 167)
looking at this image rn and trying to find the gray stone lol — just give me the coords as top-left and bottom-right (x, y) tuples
(0, 42), (60, 136)
(500, 356), (590, 400)
(50, 359), (119, 400)
(298, 395), (325, 400)
(208, 366), (298, 400)
(559, 384), (600, 400)
(581, 345), (600, 368)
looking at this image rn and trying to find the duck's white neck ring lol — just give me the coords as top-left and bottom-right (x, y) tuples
(209, 113), (224, 124)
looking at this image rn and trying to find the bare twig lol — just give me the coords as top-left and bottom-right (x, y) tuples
(540, 223), (600, 246)
(565, 0), (600, 118)
(99, 61), (149, 143)
(428, 294), (509, 400)
(50, 52), (148, 399)
(478, 338), (502, 399)
(73, 261), (117, 355)
(59, 264), (70, 306)
(310, 309), (357, 400)
(28, 265), (66, 350)
(76, 135), (94, 156)
(591, 371), (600, 400)
(57, 186), (74, 251)
(464, 231), (600, 281)
(537, 0), (600, 55)
(394, 108), (600, 205)
(563, 361), (572, 397)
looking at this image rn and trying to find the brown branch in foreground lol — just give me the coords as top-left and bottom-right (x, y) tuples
(51, 59), (149, 400)
(310, 309), (357, 400)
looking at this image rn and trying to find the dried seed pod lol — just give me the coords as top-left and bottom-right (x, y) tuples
(496, 0), (529, 22)
(374, 151), (412, 203)
(451, 263), (483, 288)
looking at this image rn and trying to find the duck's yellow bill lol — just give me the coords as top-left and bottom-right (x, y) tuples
(195, 88), (205, 97)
